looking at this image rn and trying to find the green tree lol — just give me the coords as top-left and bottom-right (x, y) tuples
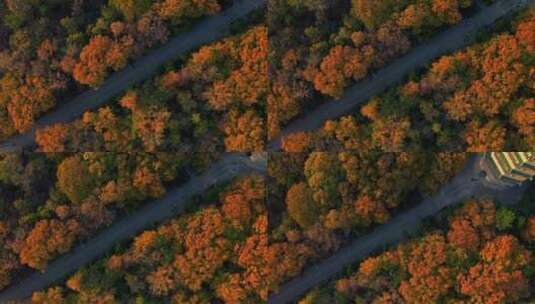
(496, 207), (516, 231)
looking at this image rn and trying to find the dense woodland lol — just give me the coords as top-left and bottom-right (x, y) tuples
(279, 7), (535, 152)
(261, 151), (469, 294)
(19, 152), (470, 303)
(299, 193), (535, 304)
(0, 152), (218, 291)
(268, 0), (486, 139)
(31, 175), (270, 303)
(34, 23), (267, 152)
(0, 0), (226, 141)
(1, 0), (534, 303)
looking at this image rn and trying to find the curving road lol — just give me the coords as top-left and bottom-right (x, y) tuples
(0, 153), (266, 302)
(268, 155), (530, 304)
(0, 0), (267, 152)
(268, 0), (535, 151)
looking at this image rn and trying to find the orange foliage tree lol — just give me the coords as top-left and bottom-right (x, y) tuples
(464, 120), (506, 152)
(398, 233), (454, 303)
(73, 35), (133, 87)
(20, 219), (81, 270)
(351, 0), (399, 30)
(35, 124), (69, 152)
(0, 74), (55, 133)
(281, 132), (311, 153)
(223, 109), (265, 152)
(31, 287), (65, 304)
(457, 235), (532, 303)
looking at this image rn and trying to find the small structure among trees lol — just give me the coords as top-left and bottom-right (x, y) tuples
(483, 152), (535, 186)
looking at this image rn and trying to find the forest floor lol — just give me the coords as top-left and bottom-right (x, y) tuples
(0, 153), (267, 302)
(0, 0), (267, 152)
(267, 154), (531, 304)
(268, 0), (535, 151)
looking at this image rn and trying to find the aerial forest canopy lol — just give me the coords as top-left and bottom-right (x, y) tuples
(35, 24), (267, 153)
(0, 1), (533, 304)
(0, 0), (225, 140)
(0, 151), (217, 290)
(31, 175), (270, 303)
(262, 151), (470, 292)
(268, 0), (485, 139)
(279, 8), (535, 152)
(300, 197), (535, 304)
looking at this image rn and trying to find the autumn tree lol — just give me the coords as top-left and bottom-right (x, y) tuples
(223, 109), (265, 152)
(286, 182), (319, 228)
(155, 0), (220, 25)
(422, 152), (467, 194)
(371, 118), (411, 151)
(20, 219), (81, 270)
(132, 165), (166, 197)
(354, 195), (389, 226)
(311, 45), (374, 98)
(72, 36), (113, 86)
(351, 0), (399, 30)
(397, 233), (455, 303)
(304, 152), (343, 209)
(512, 98), (535, 147)
(432, 0), (463, 24)
(447, 199), (496, 250)
(322, 116), (370, 150)
(516, 11), (535, 52)
(110, 0), (152, 21)
(56, 155), (95, 204)
(35, 123), (69, 152)
(172, 207), (233, 292)
(464, 120), (506, 152)
(524, 217), (535, 241)
(205, 26), (268, 110)
(447, 217), (480, 250)
(73, 35), (133, 87)
(131, 105), (171, 151)
(281, 132), (311, 153)
(232, 216), (314, 301)
(0, 73), (55, 133)
(457, 235), (532, 303)
(31, 287), (65, 304)
(147, 267), (177, 296)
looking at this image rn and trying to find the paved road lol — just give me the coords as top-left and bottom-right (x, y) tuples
(0, 153), (266, 302)
(268, 155), (530, 304)
(0, 0), (267, 152)
(268, 0), (535, 151)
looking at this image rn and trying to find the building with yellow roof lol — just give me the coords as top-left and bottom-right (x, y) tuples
(484, 152), (535, 186)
